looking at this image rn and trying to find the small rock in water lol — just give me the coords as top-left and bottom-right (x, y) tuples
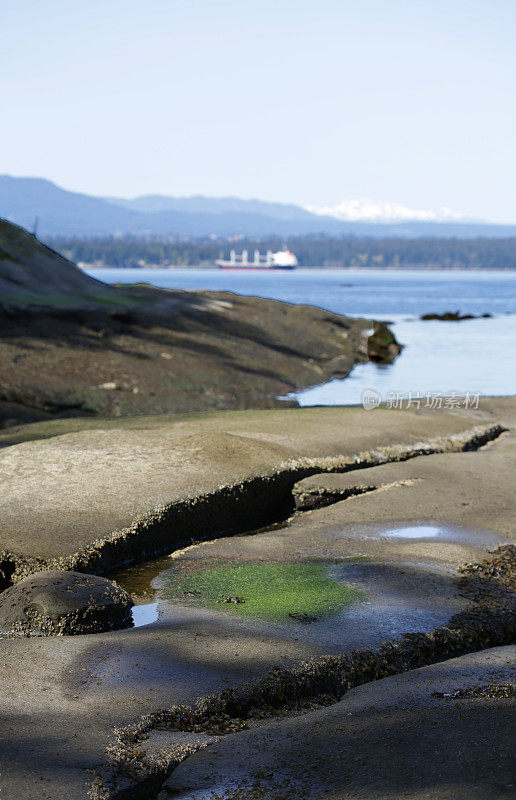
(367, 322), (403, 364)
(216, 596), (246, 604)
(288, 612), (318, 624)
(420, 310), (492, 321)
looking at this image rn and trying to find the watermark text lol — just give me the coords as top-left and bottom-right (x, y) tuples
(362, 390), (482, 411)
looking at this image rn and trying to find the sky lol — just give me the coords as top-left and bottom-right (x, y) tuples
(1, 0), (516, 221)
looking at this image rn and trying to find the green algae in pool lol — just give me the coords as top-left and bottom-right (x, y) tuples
(160, 562), (364, 622)
(108, 522), (294, 627)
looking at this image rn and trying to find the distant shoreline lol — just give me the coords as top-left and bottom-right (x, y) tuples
(50, 233), (516, 271)
(82, 264), (516, 272)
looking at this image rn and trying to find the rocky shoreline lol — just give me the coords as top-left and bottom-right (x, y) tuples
(1, 218), (404, 429)
(0, 294), (383, 428)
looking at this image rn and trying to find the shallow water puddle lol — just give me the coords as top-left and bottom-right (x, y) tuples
(131, 602), (159, 627)
(113, 556), (365, 627)
(111, 554), (174, 600)
(111, 554), (173, 627)
(381, 525), (441, 539)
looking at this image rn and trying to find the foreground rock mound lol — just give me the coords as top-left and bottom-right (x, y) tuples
(0, 570), (133, 636)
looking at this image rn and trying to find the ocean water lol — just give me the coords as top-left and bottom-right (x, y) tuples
(86, 268), (516, 404)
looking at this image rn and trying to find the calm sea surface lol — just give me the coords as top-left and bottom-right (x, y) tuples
(86, 268), (516, 405)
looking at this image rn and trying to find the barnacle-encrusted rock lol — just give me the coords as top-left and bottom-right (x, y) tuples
(0, 570), (133, 636)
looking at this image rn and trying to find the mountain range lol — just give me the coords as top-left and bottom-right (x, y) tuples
(1, 175), (516, 239)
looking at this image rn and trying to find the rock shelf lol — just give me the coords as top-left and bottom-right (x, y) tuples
(92, 545), (515, 800)
(0, 412), (506, 581)
(0, 399), (514, 800)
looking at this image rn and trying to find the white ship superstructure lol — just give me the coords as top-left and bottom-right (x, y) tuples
(216, 249), (298, 269)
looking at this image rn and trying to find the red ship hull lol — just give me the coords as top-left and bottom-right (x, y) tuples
(217, 266), (296, 271)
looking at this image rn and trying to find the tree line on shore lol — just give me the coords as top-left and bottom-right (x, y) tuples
(46, 235), (516, 270)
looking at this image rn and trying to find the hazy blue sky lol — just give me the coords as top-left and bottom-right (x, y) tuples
(1, 0), (515, 220)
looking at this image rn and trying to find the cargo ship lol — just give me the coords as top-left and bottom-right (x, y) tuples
(216, 249), (298, 270)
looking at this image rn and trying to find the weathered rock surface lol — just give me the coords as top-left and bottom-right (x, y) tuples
(290, 431), (515, 540)
(159, 646), (516, 800)
(0, 400), (513, 799)
(0, 570), (133, 636)
(0, 402), (508, 568)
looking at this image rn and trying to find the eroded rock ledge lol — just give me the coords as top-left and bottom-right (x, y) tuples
(0, 423), (505, 587)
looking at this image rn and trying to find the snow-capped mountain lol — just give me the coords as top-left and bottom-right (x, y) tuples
(304, 199), (467, 223)
(3, 176), (511, 237)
